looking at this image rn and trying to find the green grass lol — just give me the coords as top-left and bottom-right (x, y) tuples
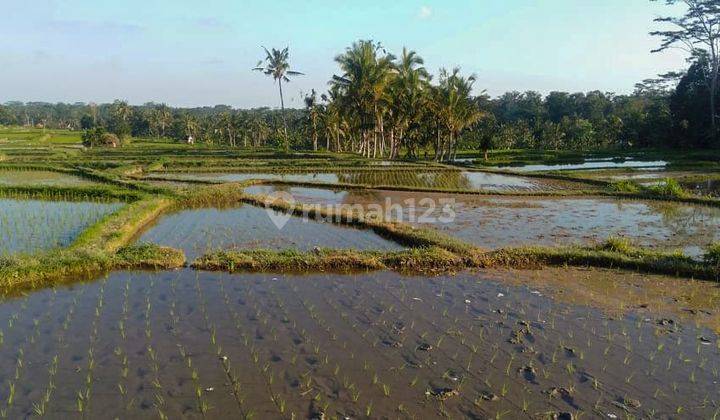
(192, 247), (462, 274)
(192, 240), (719, 281)
(0, 128), (718, 291)
(705, 243), (720, 267)
(645, 178), (689, 199)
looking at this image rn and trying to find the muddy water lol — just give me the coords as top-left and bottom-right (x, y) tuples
(0, 268), (717, 419)
(137, 204), (404, 259)
(0, 170), (97, 186)
(244, 186), (720, 257)
(0, 199), (122, 255)
(146, 170), (591, 192)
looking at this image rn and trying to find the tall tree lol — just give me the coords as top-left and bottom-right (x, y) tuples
(433, 68), (483, 161)
(304, 89), (320, 151)
(253, 47), (304, 150)
(651, 0), (720, 140)
(331, 40), (395, 157)
(391, 48), (430, 159)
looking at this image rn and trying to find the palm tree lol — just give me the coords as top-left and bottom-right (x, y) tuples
(181, 113), (198, 142)
(304, 89), (320, 151)
(253, 47), (303, 150)
(391, 48), (430, 158)
(150, 104), (172, 139)
(331, 40), (395, 157)
(434, 68), (483, 161)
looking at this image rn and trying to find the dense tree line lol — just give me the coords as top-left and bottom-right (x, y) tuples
(0, 70), (710, 157)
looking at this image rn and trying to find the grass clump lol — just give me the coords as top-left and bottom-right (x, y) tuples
(704, 243), (720, 267)
(114, 244), (186, 269)
(646, 178), (689, 199)
(608, 180), (642, 194)
(599, 236), (635, 254)
(178, 182), (254, 208)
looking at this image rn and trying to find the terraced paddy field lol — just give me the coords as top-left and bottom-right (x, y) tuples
(243, 185), (720, 258)
(0, 198), (122, 256)
(145, 170), (594, 192)
(1, 133), (719, 419)
(0, 268), (717, 419)
(138, 204), (405, 260)
(0, 170), (97, 187)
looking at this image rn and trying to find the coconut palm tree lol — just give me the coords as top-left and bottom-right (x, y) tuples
(390, 48), (430, 158)
(253, 47), (304, 150)
(304, 89), (320, 151)
(331, 40), (395, 157)
(434, 68), (483, 161)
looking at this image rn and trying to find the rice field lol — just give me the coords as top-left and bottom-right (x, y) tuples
(243, 186), (720, 258)
(0, 198), (122, 256)
(0, 268), (716, 419)
(138, 204), (405, 260)
(146, 170), (592, 192)
(1, 134), (720, 419)
(0, 171), (96, 187)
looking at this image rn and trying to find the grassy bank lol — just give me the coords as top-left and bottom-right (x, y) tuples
(192, 240), (720, 281)
(0, 195), (185, 294)
(192, 247), (464, 275)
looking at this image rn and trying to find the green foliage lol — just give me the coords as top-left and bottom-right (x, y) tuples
(646, 178), (689, 198)
(82, 127), (121, 148)
(599, 236), (635, 254)
(704, 243), (720, 267)
(608, 180), (642, 194)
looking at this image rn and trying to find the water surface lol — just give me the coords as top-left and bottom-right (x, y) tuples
(0, 198), (122, 255)
(148, 170), (590, 192)
(0, 268), (716, 419)
(248, 187), (720, 257)
(138, 204), (404, 259)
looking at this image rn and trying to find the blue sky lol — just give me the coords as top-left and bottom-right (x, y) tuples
(1, 0), (687, 108)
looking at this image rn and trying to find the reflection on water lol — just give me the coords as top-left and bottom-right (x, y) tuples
(138, 204), (404, 259)
(0, 268), (716, 418)
(148, 170), (586, 191)
(245, 186), (720, 257)
(485, 158), (668, 172)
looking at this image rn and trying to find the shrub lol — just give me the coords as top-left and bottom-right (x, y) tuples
(609, 180), (642, 194)
(704, 243), (720, 267)
(599, 236), (634, 254)
(82, 127), (122, 148)
(646, 178), (688, 198)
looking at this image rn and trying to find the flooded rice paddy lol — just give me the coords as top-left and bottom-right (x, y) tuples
(0, 268), (717, 419)
(147, 170), (591, 192)
(138, 204), (404, 260)
(243, 186), (720, 257)
(0, 170), (97, 187)
(476, 158), (668, 173)
(0, 198), (122, 256)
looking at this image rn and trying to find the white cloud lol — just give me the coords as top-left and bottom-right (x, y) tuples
(418, 5), (432, 19)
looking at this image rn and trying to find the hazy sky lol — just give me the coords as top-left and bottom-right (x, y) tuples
(1, 0), (688, 108)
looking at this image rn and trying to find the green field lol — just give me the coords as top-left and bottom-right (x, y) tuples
(0, 127), (719, 419)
